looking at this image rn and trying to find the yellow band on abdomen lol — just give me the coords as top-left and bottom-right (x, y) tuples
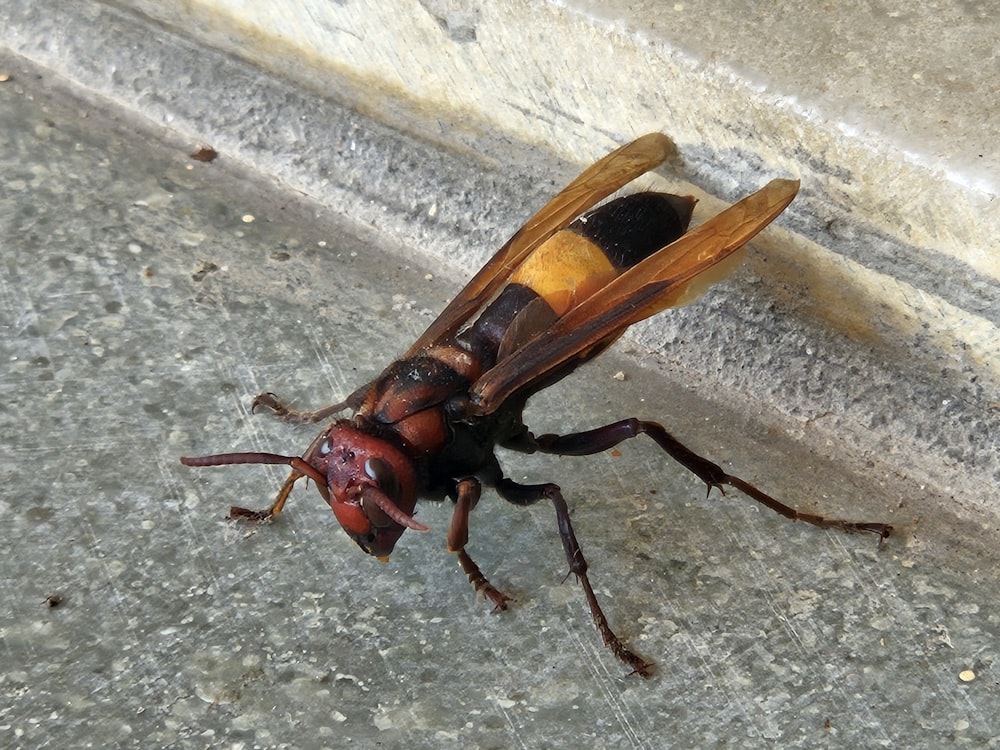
(510, 231), (617, 316)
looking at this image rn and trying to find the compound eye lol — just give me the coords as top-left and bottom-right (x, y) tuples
(363, 457), (399, 499)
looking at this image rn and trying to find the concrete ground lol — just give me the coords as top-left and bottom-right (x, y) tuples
(2, 2), (999, 749)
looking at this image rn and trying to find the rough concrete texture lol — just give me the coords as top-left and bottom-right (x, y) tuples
(2, 0), (996, 509)
(1, 3), (999, 749)
(92, 0), (999, 263)
(47, 0), (999, 338)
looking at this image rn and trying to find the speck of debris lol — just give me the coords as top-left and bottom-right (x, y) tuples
(190, 145), (219, 162)
(191, 261), (220, 282)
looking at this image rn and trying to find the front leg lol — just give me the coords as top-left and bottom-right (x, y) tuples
(447, 477), (511, 611)
(251, 380), (373, 424)
(531, 418), (892, 539)
(495, 477), (653, 677)
(228, 469), (301, 521)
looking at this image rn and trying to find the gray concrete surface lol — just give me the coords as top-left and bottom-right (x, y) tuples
(4, 0), (997, 515)
(76, 0), (1000, 270)
(36, 0), (997, 375)
(2, 39), (1000, 750)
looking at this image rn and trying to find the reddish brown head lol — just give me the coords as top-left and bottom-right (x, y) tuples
(307, 422), (422, 559)
(180, 420), (425, 560)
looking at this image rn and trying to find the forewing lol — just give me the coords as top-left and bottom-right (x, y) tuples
(469, 178), (800, 414)
(404, 133), (676, 356)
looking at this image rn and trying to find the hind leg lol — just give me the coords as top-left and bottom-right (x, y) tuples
(527, 418), (891, 538)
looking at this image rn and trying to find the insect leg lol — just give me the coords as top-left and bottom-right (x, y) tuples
(251, 381), (372, 424)
(495, 477), (653, 677)
(447, 478), (511, 611)
(531, 418), (892, 539)
(229, 469), (303, 521)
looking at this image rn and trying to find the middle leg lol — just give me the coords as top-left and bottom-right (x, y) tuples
(495, 476), (652, 677)
(448, 477), (511, 611)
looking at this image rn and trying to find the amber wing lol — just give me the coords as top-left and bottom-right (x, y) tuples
(468, 178), (800, 414)
(404, 133), (677, 357)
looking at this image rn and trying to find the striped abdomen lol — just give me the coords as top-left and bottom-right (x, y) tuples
(460, 192), (696, 366)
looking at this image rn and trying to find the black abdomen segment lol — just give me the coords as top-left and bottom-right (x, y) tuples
(459, 192), (696, 365)
(569, 192), (696, 269)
